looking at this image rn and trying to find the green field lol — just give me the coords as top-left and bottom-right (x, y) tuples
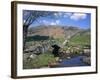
(69, 32), (90, 46)
(23, 30), (91, 69)
(23, 52), (56, 69)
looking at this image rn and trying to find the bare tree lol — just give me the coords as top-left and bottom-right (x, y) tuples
(23, 10), (56, 50)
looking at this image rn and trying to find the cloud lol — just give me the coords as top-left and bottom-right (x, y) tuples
(55, 20), (60, 24)
(63, 13), (72, 18)
(70, 13), (87, 21)
(43, 20), (48, 24)
(42, 19), (60, 25)
(42, 20), (57, 25)
(42, 20), (49, 26)
(50, 22), (56, 25)
(54, 12), (72, 18)
(51, 20), (60, 25)
(53, 12), (63, 18)
(23, 20), (26, 23)
(53, 12), (87, 21)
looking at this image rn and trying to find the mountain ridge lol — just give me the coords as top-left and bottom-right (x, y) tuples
(27, 25), (90, 40)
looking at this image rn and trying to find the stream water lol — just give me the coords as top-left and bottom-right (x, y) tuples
(59, 56), (90, 67)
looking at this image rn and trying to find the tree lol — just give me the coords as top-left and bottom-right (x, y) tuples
(23, 10), (56, 50)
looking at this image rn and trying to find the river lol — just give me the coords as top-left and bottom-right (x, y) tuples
(59, 56), (90, 67)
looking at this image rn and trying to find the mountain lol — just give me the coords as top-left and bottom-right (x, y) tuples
(63, 26), (82, 39)
(27, 25), (90, 40)
(28, 26), (65, 39)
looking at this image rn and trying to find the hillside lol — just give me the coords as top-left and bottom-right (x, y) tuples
(24, 25), (91, 69)
(27, 25), (83, 40)
(28, 26), (65, 39)
(27, 25), (90, 46)
(69, 29), (91, 46)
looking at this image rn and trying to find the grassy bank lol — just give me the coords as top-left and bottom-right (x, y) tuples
(23, 52), (55, 69)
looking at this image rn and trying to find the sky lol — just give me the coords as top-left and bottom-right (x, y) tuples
(23, 10), (91, 29)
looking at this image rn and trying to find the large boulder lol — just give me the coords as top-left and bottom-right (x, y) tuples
(81, 56), (91, 65)
(83, 48), (91, 56)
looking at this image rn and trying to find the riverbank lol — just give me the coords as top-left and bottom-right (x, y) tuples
(48, 55), (90, 68)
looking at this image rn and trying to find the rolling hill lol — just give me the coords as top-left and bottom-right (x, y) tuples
(28, 25), (84, 39)
(69, 29), (91, 46)
(27, 25), (90, 46)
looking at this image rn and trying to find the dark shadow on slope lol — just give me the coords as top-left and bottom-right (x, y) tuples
(26, 35), (49, 42)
